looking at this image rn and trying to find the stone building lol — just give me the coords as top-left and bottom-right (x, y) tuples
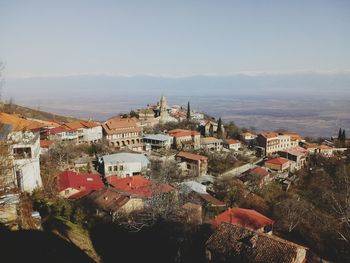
(102, 117), (143, 151)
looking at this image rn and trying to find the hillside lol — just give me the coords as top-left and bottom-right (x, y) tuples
(1, 102), (80, 123)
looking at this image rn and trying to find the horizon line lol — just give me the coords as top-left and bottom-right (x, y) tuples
(5, 69), (350, 79)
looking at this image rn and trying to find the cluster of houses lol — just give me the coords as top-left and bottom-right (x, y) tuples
(0, 97), (348, 261)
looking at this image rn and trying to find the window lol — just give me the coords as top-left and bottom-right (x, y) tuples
(119, 165), (124, 171)
(13, 147), (32, 159)
(108, 166), (112, 172)
(114, 165), (118, 171)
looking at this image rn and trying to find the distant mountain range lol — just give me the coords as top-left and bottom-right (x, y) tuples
(3, 72), (350, 136)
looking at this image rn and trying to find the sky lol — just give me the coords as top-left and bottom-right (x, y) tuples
(1, 0), (350, 78)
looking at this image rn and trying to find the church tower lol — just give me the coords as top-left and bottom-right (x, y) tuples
(159, 95), (169, 123)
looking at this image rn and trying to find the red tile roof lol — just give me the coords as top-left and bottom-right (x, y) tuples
(249, 166), (269, 177)
(176, 151), (208, 161)
(107, 175), (175, 198)
(57, 170), (104, 197)
(169, 129), (200, 138)
(212, 208), (274, 230)
(49, 125), (76, 135)
(225, 139), (241, 145)
(265, 157), (289, 165)
(40, 139), (54, 149)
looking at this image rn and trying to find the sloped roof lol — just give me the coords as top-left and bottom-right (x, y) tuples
(197, 193), (226, 207)
(265, 157), (289, 166)
(80, 186), (131, 212)
(206, 222), (307, 263)
(200, 137), (222, 144)
(49, 125), (76, 135)
(40, 139), (54, 149)
(225, 139), (241, 145)
(64, 120), (99, 130)
(249, 166), (269, 177)
(259, 132), (279, 139)
(57, 170), (104, 193)
(168, 129), (200, 138)
(176, 151), (208, 161)
(101, 152), (150, 166)
(0, 112), (45, 132)
(107, 175), (175, 198)
(212, 208), (273, 230)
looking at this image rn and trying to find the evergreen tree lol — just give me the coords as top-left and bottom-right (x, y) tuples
(217, 118), (222, 138)
(186, 101), (191, 120)
(338, 128), (342, 140)
(342, 129), (346, 142)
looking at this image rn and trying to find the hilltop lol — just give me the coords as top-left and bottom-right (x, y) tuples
(0, 102), (80, 123)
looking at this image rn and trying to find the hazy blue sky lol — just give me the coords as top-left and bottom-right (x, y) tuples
(1, 0), (350, 77)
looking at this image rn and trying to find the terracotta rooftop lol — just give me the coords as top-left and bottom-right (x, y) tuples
(259, 132), (279, 139)
(279, 147), (307, 156)
(206, 222), (307, 263)
(57, 170), (104, 197)
(265, 157), (289, 165)
(0, 112), (45, 132)
(200, 137), (222, 144)
(102, 117), (141, 135)
(212, 207), (274, 230)
(40, 139), (54, 149)
(64, 120), (100, 130)
(49, 125), (77, 135)
(168, 129), (200, 138)
(249, 166), (270, 177)
(225, 139), (241, 144)
(107, 175), (175, 198)
(176, 151), (208, 161)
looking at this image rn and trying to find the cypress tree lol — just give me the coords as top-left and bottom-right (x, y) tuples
(186, 101), (191, 120)
(217, 118), (222, 138)
(342, 129), (346, 141)
(338, 128), (342, 140)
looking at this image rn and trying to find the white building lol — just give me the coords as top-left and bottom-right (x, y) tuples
(64, 121), (103, 144)
(200, 137), (223, 151)
(143, 134), (173, 149)
(8, 130), (42, 193)
(223, 139), (241, 151)
(98, 152), (150, 177)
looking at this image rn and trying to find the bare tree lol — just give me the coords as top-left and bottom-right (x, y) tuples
(274, 196), (309, 233)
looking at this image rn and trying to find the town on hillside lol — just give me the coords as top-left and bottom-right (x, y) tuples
(0, 96), (349, 262)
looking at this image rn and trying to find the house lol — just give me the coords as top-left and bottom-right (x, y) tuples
(168, 129), (201, 150)
(211, 208), (274, 234)
(240, 131), (257, 142)
(5, 130), (43, 193)
(257, 132), (302, 156)
(98, 152), (150, 177)
(206, 223), (308, 263)
(199, 120), (225, 137)
(265, 157), (290, 172)
(224, 139), (241, 151)
(102, 117), (143, 151)
(278, 147), (307, 171)
(239, 166), (272, 189)
(79, 186), (144, 215)
(200, 137), (223, 152)
(63, 121), (103, 144)
(143, 134), (173, 149)
(48, 126), (78, 142)
(175, 151), (208, 177)
(107, 175), (176, 199)
(178, 181), (226, 221)
(303, 144), (339, 157)
(56, 170), (104, 199)
(40, 139), (54, 153)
